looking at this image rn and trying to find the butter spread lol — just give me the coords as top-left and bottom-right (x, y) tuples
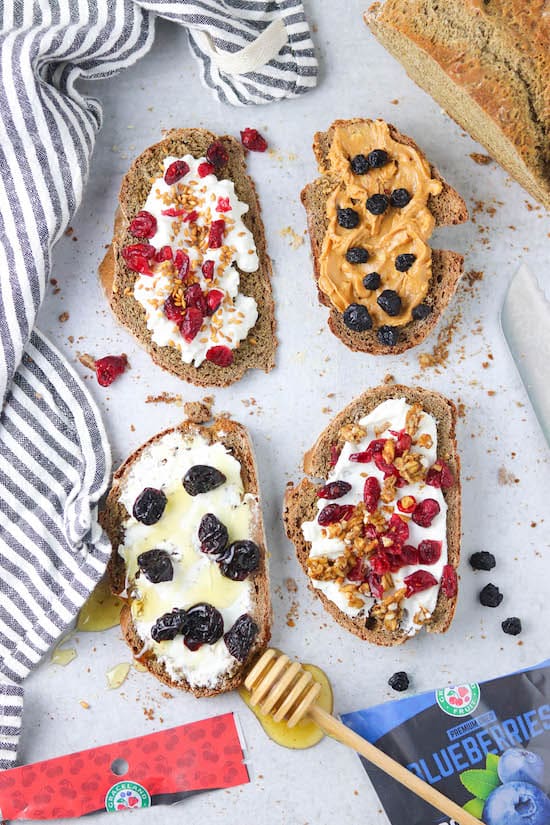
(319, 121), (443, 327)
(302, 398), (450, 637)
(118, 430), (258, 688)
(132, 155), (258, 367)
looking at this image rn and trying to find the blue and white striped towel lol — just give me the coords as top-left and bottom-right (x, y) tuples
(0, 0), (317, 769)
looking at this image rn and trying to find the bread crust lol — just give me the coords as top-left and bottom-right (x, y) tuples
(100, 128), (277, 387)
(301, 118), (468, 354)
(283, 384), (461, 645)
(101, 417), (272, 697)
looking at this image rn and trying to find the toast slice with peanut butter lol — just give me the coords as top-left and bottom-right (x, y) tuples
(301, 118), (468, 354)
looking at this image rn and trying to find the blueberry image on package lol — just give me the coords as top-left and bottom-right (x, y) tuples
(482, 781), (550, 825)
(498, 749), (545, 789)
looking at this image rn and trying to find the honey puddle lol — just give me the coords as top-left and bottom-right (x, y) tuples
(77, 577), (124, 632)
(107, 662), (131, 689)
(51, 640), (77, 666)
(239, 663), (333, 750)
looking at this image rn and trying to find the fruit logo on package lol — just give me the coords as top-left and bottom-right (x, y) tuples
(436, 683), (481, 717)
(105, 781), (151, 812)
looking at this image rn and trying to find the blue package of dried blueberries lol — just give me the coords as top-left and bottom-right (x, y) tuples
(342, 660), (550, 825)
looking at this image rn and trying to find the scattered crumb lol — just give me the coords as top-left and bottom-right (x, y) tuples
(65, 226), (74, 236)
(321, 406), (332, 414)
(418, 313), (461, 370)
(143, 707), (155, 721)
(466, 269), (484, 286)
(284, 577), (298, 593)
(68, 335), (74, 343)
(58, 311), (69, 323)
(457, 403), (466, 418)
(286, 600), (299, 628)
(146, 391), (183, 406)
(183, 400), (212, 423)
(498, 466), (519, 486)
(470, 153), (493, 165)
(487, 390), (496, 397)
(161, 691), (174, 700)
(78, 352), (96, 371)
(280, 226), (304, 249)
(383, 373), (394, 384)
(390, 99), (399, 105)
(79, 700), (90, 710)
(130, 424), (135, 432)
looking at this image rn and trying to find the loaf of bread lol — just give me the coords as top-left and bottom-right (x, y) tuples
(102, 417), (271, 696)
(301, 119), (468, 354)
(100, 129), (276, 387)
(365, 1), (550, 210)
(284, 384), (461, 645)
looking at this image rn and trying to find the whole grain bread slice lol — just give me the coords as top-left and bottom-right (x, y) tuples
(100, 128), (276, 387)
(301, 118), (468, 354)
(283, 384), (461, 645)
(101, 417), (271, 697)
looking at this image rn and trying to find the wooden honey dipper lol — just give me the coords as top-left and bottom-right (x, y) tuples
(245, 649), (483, 825)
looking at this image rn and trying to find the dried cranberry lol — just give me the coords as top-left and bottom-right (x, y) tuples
(441, 564), (457, 598)
(185, 210), (199, 223)
(401, 545), (419, 566)
(137, 548), (173, 583)
(206, 140), (229, 168)
(240, 128), (268, 152)
(347, 556), (369, 582)
(350, 438), (385, 463)
(175, 250), (191, 280)
(370, 551), (391, 574)
(185, 283), (208, 315)
(317, 480), (352, 500)
(403, 570), (438, 597)
(95, 354), (128, 387)
(390, 429), (412, 456)
(365, 523), (379, 541)
(164, 160), (189, 185)
(198, 162), (216, 178)
(397, 495), (416, 513)
(129, 210), (157, 239)
(198, 513), (228, 557)
(412, 498), (441, 528)
(363, 476), (381, 513)
(208, 219), (225, 249)
(418, 539), (442, 565)
(206, 346), (233, 367)
(349, 451), (371, 463)
(163, 295), (184, 324)
(318, 504), (354, 526)
(216, 196), (231, 213)
(181, 603), (224, 649)
(206, 289), (224, 315)
(180, 307), (203, 342)
(219, 540), (260, 581)
(224, 614), (259, 661)
(367, 570), (384, 599)
(122, 243), (156, 260)
(202, 260), (215, 280)
(155, 245), (173, 263)
(386, 513), (409, 547)
(183, 465), (226, 496)
(426, 460), (455, 490)
(330, 444), (342, 466)
(161, 207), (188, 218)
(151, 609), (187, 642)
(373, 451), (399, 479)
(132, 487), (166, 525)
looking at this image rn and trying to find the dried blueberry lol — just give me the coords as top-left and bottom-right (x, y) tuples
(224, 613), (259, 661)
(377, 325), (400, 347)
(133, 487), (167, 525)
(182, 603), (224, 649)
(363, 272), (381, 291)
(219, 540), (260, 581)
(502, 617), (522, 636)
(377, 289), (402, 317)
(366, 194), (389, 215)
(388, 671), (409, 691)
(350, 154), (369, 174)
(346, 246), (369, 264)
(412, 303), (432, 320)
(337, 207), (360, 229)
(368, 149), (389, 168)
(198, 513), (228, 556)
(479, 583), (503, 607)
(390, 188), (412, 208)
(469, 551), (496, 571)
(343, 303), (372, 332)
(395, 253), (416, 272)
(137, 548), (173, 583)
(183, 465), (226, 496)
(151, 608), (187, 642)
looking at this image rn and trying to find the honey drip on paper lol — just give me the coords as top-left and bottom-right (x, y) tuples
(77, 577), (124, 632)
(51, 644), (77, 666)
(106, 662), (131, 689)
(239, 663), (333, 750)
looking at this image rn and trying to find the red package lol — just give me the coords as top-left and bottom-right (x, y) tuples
(0, 713), (248, 819)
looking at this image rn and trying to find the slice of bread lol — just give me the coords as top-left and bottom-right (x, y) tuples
(301, 118), (468, 354)
(283, 384), (461, 646)
(101, 417), (271, 697)
(100, 128), (276, 387)
(365, 1), (550, 211)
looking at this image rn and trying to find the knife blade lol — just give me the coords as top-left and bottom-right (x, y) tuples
(500, 264), (550, 447)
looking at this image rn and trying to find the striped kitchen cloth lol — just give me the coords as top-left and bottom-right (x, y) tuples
(0, 0), (317, 769)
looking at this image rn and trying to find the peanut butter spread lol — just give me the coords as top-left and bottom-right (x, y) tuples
(319, 120), (443, 328)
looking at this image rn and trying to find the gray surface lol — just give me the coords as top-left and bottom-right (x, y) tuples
(22, 3), (550, 822)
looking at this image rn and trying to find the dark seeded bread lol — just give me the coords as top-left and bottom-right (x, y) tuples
(100, 129), (276, 387)
(283, 384), (461, 646)
(101, 417), (272, 697)
(365, 1), (550, 211)
(301, 118), (468, 354)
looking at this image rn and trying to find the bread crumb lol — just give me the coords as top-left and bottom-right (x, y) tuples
(280, 226), (304, 249)
(466, 269), (484, 286)
(58, 311), (69, 323)
(183, 400), (212, 423)
(498, 466), (519, 486)
(383, 373), (394, 384)
(78, 352), (96, 371)
(418, 312), (461, 370)
(65, 226), (74, 236)
(390, 99), (399, 105)
(79, 700), (90, 709)
(469, 153), (493, 165)
(284, 577), (298, 593)
(146, 391), (183, 406)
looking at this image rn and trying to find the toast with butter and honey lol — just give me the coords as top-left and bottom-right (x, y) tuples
(283, 384), (460, 645)
(102, 418), (271, 696)
(100, 129), (276, 387)
(301, 119), (468, 353)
